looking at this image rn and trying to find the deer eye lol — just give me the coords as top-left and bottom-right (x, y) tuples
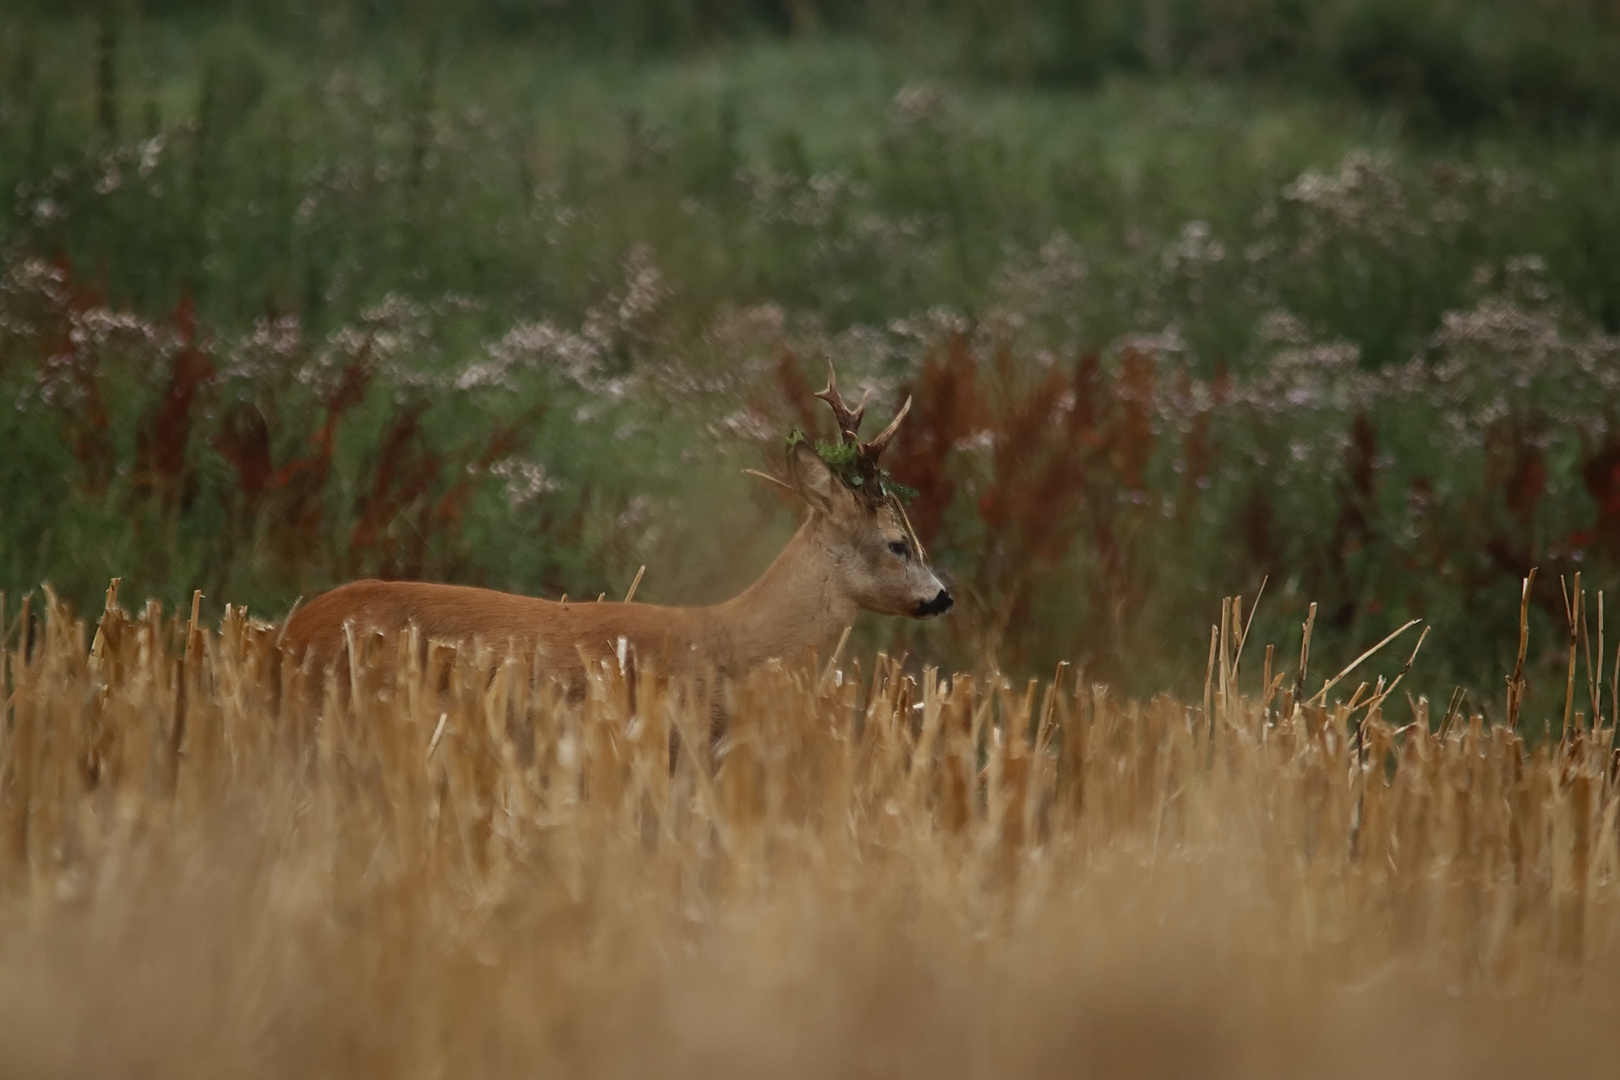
(888, 540), (910, 559)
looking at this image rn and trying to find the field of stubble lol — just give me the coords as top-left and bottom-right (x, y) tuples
(1, 585), (1617, 1079)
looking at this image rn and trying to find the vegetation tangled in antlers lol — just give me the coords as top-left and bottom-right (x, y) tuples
(788, 362), (919, 505)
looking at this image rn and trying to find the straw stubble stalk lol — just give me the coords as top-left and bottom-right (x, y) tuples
(1309, 619), (1422, 707)
(1292, 601), (1317, 717)
(1508, 569), (1537, 731)
(1203, 622), (1218, 731)
(1231, 576), (1266, 686)
(1562, 574), (1581, 739)
(1611, 637), (1620, 755)
(1588, 592), (1602, 731)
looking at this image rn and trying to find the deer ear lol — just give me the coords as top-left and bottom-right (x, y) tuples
(787, 441), (851, 516)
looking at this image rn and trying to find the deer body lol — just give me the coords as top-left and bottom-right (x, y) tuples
(281, 367), (951, 681)
(284, 519), (865, 679)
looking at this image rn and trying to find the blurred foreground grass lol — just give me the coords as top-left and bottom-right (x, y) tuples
(1, 588), (1618, 1077)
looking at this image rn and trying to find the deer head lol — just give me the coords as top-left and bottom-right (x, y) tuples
(782, 363), (952, 619)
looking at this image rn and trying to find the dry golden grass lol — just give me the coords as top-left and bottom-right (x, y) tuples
(2, 585), (1619, 1079)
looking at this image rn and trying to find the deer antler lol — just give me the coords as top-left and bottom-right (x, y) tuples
(815, 360), (870, 443)
(861, 395), (911, 461)
(814, 360), (911, 465)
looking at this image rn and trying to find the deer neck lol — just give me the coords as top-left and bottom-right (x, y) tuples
(708, 518), (855, 670)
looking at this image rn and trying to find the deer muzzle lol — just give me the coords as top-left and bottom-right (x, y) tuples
(914, 586), (953, 618)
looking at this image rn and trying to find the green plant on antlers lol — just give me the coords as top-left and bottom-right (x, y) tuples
(786, 429), (918, 502)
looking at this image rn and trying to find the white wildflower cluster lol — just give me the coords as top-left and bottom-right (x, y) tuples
(1156, 256), (1620, 500)
(615, 494), (656, 550)
(702, 303), (787, 360)
(1153, 362), (1222, 435)
(137, 134), (167, 178)
(1160, 220), (1227, 279)
(457, 247), (665, 398)
(0, 257), (70, 340)
(302, 293), (437, 395)
(14, 129), (180, 228)
(693, 303), (794, 406)
(887, 306), (972, 348)
(694, 304), (901, 443)
(712, 405), (777, 444)
(1117, 324), (1188, 360)
(1416, 292), (1620, 443)
(70, 307), (178, 355)
(743, 169), (865, 229)
(888, 83), (951, 134)
(296, 160), (380, 224)
(458, 320), (601, 392)
(575, 243), (667, 380)
(983, 231), (1090, 343)
(1097, 311), (1369, 484)
(1234, 332), (1365, 416)
(613, 243), (667, 327)
(222, 314), (304, 388)
(1275, 150), (1417, 253)
(19, 305), (179, 413)
(293, 70), (524, 226)
(486, 456), (559, 509)
(320, 67), (388, 117)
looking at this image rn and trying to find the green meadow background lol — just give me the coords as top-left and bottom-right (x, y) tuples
(3, 0), (1619, 716)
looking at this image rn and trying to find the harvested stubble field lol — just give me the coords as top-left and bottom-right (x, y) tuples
(1, 586), (1618, 1079)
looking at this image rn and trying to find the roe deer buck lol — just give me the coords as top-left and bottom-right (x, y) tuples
(280, 365), (952, 684)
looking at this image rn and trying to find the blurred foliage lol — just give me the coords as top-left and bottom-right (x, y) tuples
(194, 0), (1620, 134)
(2, 2), (1618, 711)
(13, 0), (1620, 130)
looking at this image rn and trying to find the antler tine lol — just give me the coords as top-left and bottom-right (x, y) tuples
(861, 395), (912, 461)
(814, 360), (869, 442)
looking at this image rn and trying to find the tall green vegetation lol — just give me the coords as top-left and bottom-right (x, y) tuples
(2, 2), (1617, 703)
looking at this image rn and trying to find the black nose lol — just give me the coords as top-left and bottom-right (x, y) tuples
(914, 589), (953, 617)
